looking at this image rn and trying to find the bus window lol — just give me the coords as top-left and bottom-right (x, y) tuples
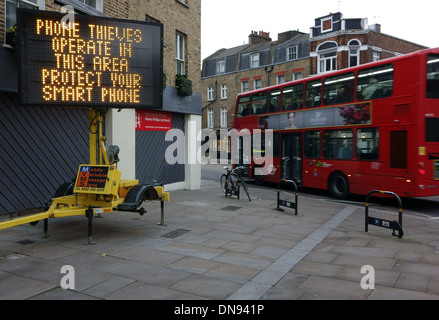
(237, 96), (251, 117)
(324, 72), (355, 105)
(357, 64), (394, 101)
(305, 80), (322, 108)
(269, 89), (281, 113)
(304, 131), (321, 159)
(323, 129), (353, 159)
(427, 54), (439, 99)
(356, 128), (379, 160)
(252, 91), (268, 115)
(283, 84), (303, 111)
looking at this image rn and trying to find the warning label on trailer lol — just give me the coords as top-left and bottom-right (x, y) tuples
(75, 165), (109, 193)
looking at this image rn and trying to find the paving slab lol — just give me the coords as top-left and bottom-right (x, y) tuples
(1, 177), (439, 302)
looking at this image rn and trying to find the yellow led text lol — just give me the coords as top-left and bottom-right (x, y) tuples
(88, 24), (142, 43)
(36, 18), (144, 104)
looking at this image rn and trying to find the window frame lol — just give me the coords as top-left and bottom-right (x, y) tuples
(207, 108), (214, 128)
(323, 129), (354, 160)
(251, 91), (267, 115)
(348, 39), (361, 68)
(305, 80), (322, 108)
(220, 84), (228, 100)
(250, 53), (260, 68)
(317, 42), (338, 74)
(216, 59), (225, 74)
(277, 74), (285, 85)
(293, 72), (303, 81)
(304, 131), (321, 159)
(287, 45), (298, 61)
(241, 81), (249, 93)
(176, 32), (186, 75)
(207, 86), (214, 101)
(236, 95), (251, 117)
(357, 64), (394, 101)
(269, 89), (281, 113)
(282, 83), (303, 111)
(220, 107), (227, 128)
(5, 0), (45, 45)
(254, 78), (262, 91)
(356, 128), (380, 160)
(427, 54), (439, 99)
(323, 72), (355, 106)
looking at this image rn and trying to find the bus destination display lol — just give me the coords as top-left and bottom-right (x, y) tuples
(17, 9), (163, 109)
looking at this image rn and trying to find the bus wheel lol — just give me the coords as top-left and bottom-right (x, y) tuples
(328, 172), (350, 199)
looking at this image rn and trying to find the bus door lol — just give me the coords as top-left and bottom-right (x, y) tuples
(236, 135), (250, 177)
(281, 133), (302, 184)
(385, 127), (414, 195)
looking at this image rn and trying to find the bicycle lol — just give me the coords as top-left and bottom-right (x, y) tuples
(220, 166), (251, 201)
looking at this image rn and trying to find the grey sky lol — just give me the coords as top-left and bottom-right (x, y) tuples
(202, 0), (439, 60)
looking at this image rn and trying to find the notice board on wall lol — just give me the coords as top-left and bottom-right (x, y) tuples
(136, 109), (172, 131)
(17, 9), (163, 109)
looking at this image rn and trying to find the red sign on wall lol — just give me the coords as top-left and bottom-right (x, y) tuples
(136, 110), (172, 131)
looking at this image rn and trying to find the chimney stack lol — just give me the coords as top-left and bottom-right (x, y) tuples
(369, 24), (381, 33)
(278, 30), (301, 42)
(249, 30), (272, 45)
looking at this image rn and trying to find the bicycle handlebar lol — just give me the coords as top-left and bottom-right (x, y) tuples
(223, 166), (245, 172)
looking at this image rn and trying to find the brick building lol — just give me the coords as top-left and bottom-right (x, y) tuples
(309, 12), (426, 74)
(0, 0), (201, 215)
(201, 12), (427, 156)
(201, 29), (310, 155)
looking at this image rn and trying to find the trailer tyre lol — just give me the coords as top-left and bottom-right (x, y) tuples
(54, 181), (75, 198)
(328, 172), (350, 199)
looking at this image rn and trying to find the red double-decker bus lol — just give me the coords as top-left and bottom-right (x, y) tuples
(232, 48), (439, 199)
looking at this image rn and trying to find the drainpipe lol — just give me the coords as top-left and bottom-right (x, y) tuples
(264, 65), (274, 87)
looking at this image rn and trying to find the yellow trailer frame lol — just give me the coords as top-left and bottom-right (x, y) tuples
(0, 109), (169, 243)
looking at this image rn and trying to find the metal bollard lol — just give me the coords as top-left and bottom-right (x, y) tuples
(365, 190), (403, 239)
(276, 179), (298, 215)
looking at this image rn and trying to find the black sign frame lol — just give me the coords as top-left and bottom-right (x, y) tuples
(17, 9), (163, 109)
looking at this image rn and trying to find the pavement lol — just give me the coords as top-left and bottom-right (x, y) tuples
(1, 176), (439, 302)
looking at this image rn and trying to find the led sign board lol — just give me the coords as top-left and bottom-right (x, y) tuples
(17, 9), (163, 109)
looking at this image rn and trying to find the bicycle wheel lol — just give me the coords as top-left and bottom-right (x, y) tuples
(220, 174), (228, 194)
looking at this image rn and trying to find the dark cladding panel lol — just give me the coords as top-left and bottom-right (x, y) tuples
(0, 93), (88, 215)
(136, 113), (185, 185)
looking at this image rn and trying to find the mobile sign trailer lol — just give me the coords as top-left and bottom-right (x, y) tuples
(0, 9), (169, 242)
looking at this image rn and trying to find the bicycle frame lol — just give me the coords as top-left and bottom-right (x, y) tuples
(221, 166), (251, 201)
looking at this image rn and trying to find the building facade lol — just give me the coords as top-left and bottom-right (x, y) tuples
(201, 12), (427, 157)
(201, 30), (310, 156)
(309, 12), (426, 75)
(0, 0), (201, 215)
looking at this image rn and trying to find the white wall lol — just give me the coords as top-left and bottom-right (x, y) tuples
(184, 114), (201, 190)
(106, 108), (136, 180)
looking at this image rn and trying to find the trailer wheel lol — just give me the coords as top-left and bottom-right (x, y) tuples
(54, 181), (75, 198)
(328, 172), (350, 199)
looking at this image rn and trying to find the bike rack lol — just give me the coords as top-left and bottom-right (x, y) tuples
(365, 190), (404, 239)
(276, 179), (298, 216)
